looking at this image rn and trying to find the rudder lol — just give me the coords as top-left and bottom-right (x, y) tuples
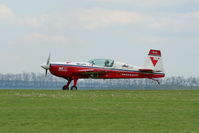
(143, 49), (164, 72)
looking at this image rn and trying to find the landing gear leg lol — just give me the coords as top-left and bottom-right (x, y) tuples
(71, 79), (78, 90)
(62, 79), (72, 90)
(152, 79), (160, 85)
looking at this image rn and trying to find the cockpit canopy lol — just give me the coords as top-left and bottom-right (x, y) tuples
(88, 59), (114, 67)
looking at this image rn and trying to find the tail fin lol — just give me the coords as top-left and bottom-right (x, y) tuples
(143, 49), (164, 72)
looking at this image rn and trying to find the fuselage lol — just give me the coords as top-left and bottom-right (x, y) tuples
(49, 61), (165, 80)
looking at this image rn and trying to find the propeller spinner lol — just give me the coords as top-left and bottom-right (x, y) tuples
(41, 53), (51, 76)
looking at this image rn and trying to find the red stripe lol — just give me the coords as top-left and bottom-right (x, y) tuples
(149, 50), (161, 56)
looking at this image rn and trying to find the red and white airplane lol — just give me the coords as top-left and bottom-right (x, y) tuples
(41, 49), (165, 90)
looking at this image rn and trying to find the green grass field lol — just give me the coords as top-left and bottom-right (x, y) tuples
(0, 90), (199, 133)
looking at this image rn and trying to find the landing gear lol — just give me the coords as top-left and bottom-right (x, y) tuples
(62, 85), (69, 90)
(71, 79), (78, 91)
(152, 79), (160, 85)
(62, 79), (72, 90)
(71, 86), (77, 90)
(62, 78), (78, 90)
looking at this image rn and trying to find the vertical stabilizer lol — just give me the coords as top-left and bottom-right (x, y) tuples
(143, 49), (164, 72)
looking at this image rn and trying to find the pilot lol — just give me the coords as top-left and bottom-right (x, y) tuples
(105, 60), (110, 67)
(91, 61), (95, 66)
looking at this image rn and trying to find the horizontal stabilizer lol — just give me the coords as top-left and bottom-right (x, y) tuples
(139, 69), (154, 73)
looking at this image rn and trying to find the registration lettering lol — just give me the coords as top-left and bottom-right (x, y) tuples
(122, 73), (138, 76)
(58, 67), (68, 71)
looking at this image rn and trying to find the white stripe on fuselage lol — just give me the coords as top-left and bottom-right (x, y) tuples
(51, 61), (140, 71)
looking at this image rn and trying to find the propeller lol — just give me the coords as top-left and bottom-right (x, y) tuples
(41, 53), (51, 77)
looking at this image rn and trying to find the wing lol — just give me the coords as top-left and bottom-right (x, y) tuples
(73, 69), (109, 78)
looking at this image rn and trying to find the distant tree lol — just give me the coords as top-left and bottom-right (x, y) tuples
(0, 72), (199, 89)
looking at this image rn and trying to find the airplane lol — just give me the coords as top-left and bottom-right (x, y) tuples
(41, 49), (165, 90)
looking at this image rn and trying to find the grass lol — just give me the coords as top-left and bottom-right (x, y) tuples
(0, 90), (199, 133)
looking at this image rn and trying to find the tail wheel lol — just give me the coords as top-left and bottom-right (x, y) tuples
(62, 85), (69, 90)
(71, 86), (77, 90)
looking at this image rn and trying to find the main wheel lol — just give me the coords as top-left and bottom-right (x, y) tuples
(62, 85), (69, 90)
(71, 86), (77, 90)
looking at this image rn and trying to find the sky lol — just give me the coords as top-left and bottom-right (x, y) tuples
(0, 0), (199, 77)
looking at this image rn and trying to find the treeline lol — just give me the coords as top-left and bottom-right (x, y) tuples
(0, 73), (199, 89)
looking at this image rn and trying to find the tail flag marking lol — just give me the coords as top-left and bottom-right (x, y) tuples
(150, 57), (160, 66)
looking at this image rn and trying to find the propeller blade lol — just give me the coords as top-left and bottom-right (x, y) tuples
(41, 53), (51, 77)
(47, 53), (51, 65)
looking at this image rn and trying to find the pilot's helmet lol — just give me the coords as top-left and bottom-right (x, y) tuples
(105, 60), (109, 66)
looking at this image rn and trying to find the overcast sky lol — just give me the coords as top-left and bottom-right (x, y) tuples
(0, 0), (199, 77)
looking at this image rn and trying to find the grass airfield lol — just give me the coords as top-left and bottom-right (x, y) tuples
(0, 90), (199, 133)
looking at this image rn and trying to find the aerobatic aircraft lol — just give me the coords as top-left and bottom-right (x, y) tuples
(41, 49), (165, 90)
